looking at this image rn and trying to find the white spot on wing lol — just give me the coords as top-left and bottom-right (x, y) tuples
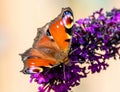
(56, 25), (59, 28)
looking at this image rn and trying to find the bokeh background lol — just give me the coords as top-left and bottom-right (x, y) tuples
(0, 0), (120, 92)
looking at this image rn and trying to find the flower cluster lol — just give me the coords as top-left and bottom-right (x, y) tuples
(69, 8), (120, 73)
(30, 8), (120, 92)
(30, 63), (87, 92)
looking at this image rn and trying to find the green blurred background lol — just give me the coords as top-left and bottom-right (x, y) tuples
(0, 0), (120, 92)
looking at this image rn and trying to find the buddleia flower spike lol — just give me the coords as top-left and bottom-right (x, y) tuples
(21, 8), (120, 92)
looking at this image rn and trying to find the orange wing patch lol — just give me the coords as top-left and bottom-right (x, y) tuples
(49, 18), (69, 50)
(27, 58), (57, 68)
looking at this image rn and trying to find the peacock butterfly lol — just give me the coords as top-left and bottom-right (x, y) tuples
(20, 7), (74, 74)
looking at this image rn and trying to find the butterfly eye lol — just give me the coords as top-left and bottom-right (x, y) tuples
(63, 11), (74, 29)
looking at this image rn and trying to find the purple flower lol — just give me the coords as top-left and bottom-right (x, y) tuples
(30, 63), (87, 92)
(29, 8), (120, 92)
(69, 8), (120, 73)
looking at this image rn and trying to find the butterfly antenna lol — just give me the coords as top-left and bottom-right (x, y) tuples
(69, 48), (79, 55)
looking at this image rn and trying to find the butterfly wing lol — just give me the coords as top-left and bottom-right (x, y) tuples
(21, 25), (60, 74)
(20, 7), (74, 74)
(49, 7), (73, 51)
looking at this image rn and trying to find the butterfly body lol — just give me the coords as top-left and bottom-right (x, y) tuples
(20, 7), (74, 74)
